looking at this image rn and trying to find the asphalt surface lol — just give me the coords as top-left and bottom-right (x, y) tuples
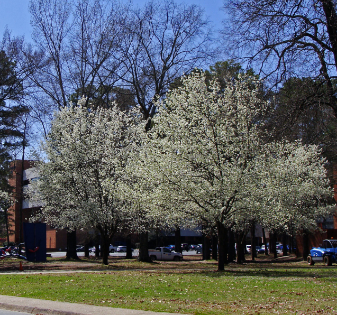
(0, 310), (31, 315)
(0, 295), (185, 315)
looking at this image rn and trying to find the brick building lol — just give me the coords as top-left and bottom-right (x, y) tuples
(6, 160), (67, 249)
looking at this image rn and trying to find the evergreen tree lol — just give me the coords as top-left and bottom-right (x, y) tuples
(0, 50), (28, 240)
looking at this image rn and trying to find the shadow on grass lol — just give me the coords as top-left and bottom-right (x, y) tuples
(2, 253), (337, 279)
(202, 267), (337, 280)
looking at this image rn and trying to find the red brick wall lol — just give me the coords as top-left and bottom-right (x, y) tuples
(7, 160), (33, 243)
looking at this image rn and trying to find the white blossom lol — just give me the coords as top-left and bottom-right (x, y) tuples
(33, 104), (145, 264)
(135, 72), (333, 269)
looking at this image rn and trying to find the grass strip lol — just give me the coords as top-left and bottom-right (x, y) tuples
(0, 259), (336, 314)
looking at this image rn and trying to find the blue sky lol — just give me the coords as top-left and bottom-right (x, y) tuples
(0, 0), (225, 41)
(0, 0), (32, 38)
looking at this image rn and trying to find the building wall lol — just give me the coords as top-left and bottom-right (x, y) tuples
(6, 160), (67, 250)
(7, 160), (33, 243)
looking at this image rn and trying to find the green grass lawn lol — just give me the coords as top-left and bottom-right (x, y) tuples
(0, 258), (336, 314)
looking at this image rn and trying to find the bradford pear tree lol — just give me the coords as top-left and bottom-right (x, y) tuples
(32, 103), (145, 265)
(137, 72), (333, 270)
(124, 150), (197, 255)
(137, 72), (267, 270)
(255, 141), (334, 258)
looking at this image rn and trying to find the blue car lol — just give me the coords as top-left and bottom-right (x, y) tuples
(307, 239), (337, 266)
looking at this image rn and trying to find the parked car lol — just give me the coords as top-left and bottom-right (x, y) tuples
(258, 245), (267, 253)
(307, 239), (337, 266)
(110, 241), (127, 252)
(167, 245), (175, 251)
(196, 244), (202, 254)
(109, 244), (117, 252)
(246, 245), (251, 253)
(188, 244), (198, 250)
(181, 243), (189, 251)
(276, 245), (283, 254)
(149, 247), (183, 261)
(116, 246), (134, 252)
(255, 246), (264, 254)
(76, 245), (85, 252)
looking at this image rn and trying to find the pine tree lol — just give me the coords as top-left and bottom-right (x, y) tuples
(0, 50), (28, 241)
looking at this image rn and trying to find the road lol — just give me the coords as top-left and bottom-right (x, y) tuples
(48, 250), (199, 258)
(0, 311), (30, 315)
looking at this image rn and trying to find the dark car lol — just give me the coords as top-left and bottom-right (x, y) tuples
(255, 246), (264, 254)
(76, 245), (85, 252)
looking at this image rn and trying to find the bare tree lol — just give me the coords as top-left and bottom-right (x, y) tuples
(27, 0), (214, 262)
(28, 0), (128, 111)
(224, 0), (337, 116)
(118, 0), (214, 261)
(121, 0), (214, 125)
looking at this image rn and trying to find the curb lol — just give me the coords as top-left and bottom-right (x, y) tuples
(0, 295), (183, 315)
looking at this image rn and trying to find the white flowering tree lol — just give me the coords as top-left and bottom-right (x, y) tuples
(0, 191), (12, 245)
(137, 72), (333, 270)
(256, 141), (334, 235)
(34, 104), (144, 265)
(121, 152), (193, 261)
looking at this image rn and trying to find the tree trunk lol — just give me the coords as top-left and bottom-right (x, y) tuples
(138, 231), (151, 262)
(212, 233), (218, 261)
(102, 235), (110, 265)
(262, 228), (269, 255)
(203, 234), (211, 260)
(84, 243), (90, 258)
(175, 227), (182, 253)
(95, 242), (100, 258)
(251, 222), (256, 261)
(236, 232), (245, 264)
(282, 232), (288, 256)
(242, 234), (247, 262)
(270, 232), (277, 259)
(322, 0), (337, 71)
(66, 230), (78, 260)
(217, 222), (227, 271)
(288, 235), (292, 253)
(126, 235), (133, 259)
(302, 231), (310, 261)
(228, 229), (235, 262)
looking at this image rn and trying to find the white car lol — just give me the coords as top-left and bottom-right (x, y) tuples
(109, 244), (117, 252)
(149, 247), (183, 261)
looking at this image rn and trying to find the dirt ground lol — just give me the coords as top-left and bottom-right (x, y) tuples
(0, 253), (302, 272)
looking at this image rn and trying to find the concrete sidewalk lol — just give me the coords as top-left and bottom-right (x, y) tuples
(0, 295), (184, 315)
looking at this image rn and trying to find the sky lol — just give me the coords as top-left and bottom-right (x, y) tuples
(0, 0), (225, 41)
(0, 0), (226, 158)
